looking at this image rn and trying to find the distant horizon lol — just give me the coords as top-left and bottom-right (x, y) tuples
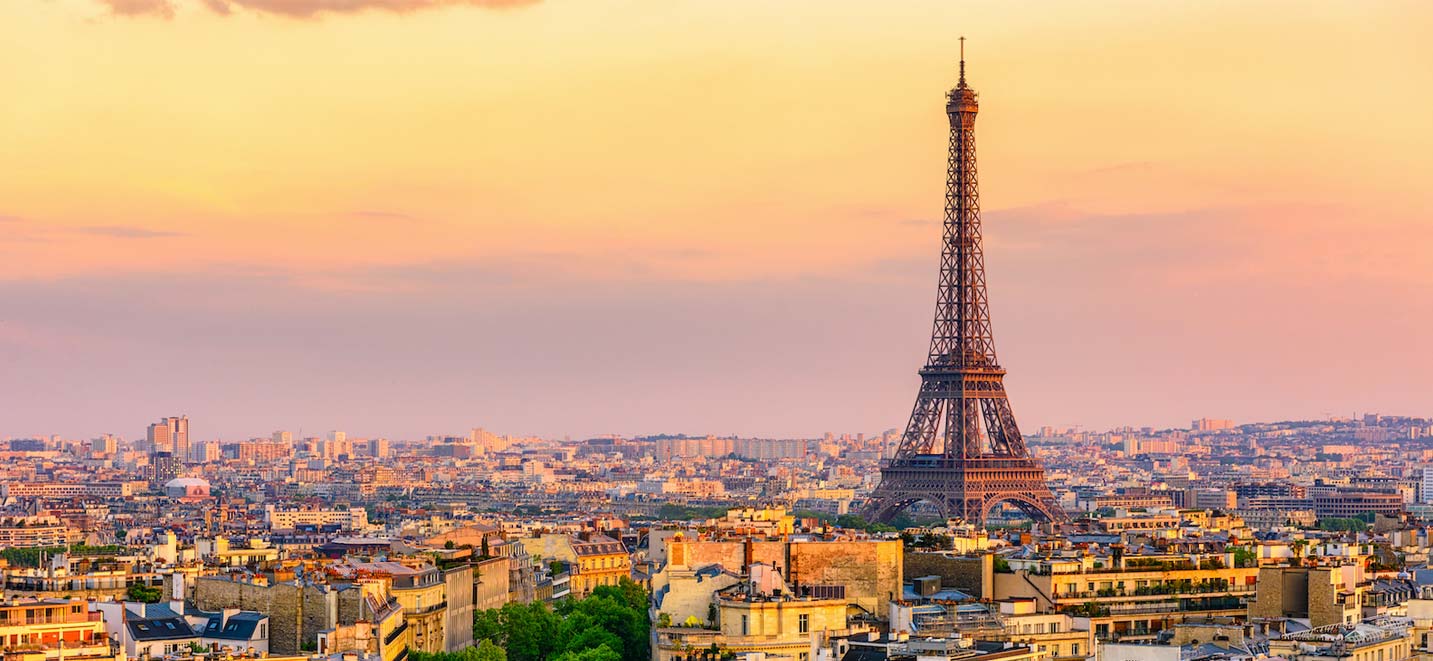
(5, 410), (1427, 445)
(4, 1), (1429, 440)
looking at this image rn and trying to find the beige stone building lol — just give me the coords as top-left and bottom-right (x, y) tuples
(1266, 620), (1415, 660)
(667, 535), (902, 616)
(995, 600), (1093, 660)
(994, 553), (1257, 642)
(1248, 565), (1367, 628)
(653, 562), (742, 628)
(474, 555), (512, 611)
(361, 563), (444, 653)
(654, 564), (865, 661)
(521, 533), (631, 597)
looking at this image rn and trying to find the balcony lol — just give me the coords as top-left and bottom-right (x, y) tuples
(409, 601), (448, 615)
(0, 612), (104, 625)
(1067, 595), (1247, 619)
(384, 621), (409, 646)
(1055, 585), (1255, 602)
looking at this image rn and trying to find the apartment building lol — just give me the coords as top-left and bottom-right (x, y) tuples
(995, 552), (1258, 642)
(0, 598), (115, 661)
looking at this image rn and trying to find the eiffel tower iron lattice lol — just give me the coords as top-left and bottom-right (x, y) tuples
(863, 44), (1066, 526)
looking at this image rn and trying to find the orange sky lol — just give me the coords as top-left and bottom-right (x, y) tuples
(2, 0), (1430, 439)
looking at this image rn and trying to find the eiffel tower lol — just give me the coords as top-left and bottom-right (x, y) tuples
(864, 42), (1065, 526)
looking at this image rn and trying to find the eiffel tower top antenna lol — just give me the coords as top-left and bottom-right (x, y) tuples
(959, 36), (966, 88)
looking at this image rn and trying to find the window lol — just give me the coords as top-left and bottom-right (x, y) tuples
(799, 614), (809, 634)
(1072, 644), (1080, 656)
(741, 615), (749, 635)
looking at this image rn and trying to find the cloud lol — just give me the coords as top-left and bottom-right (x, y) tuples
(95, 0), (539, 18)
(76, 225), (185, 238)
(97, 0), (177, 18)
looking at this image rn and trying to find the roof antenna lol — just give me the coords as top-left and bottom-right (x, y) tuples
(959, 36), (967, 88)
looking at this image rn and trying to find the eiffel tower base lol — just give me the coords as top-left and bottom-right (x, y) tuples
(863, 459), (1065, 526)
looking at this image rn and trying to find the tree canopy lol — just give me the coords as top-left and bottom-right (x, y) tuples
(472, 578), (650, 661)
(412, 640), (508, 661)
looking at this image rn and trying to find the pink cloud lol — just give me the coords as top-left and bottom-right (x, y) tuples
(96, 0), (538, 18)
(97, 0), (177, 18)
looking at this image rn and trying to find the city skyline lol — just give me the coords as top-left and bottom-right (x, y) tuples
(3, 1), (1431, 440)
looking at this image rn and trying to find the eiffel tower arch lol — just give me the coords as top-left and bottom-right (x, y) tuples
(863, 43), (1065, 527)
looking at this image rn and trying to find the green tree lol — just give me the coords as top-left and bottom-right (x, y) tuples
(592, 579), (648, 612)
(468, 579), (651, 661)
(517, 602), (565, 661)
(552, 647), (621, 661)
(1230, 546), (1258, 568)
(560, 594), (647, 661)
(126, 583), (162, 603)
(497, 602), (562, 661)
(460, 640), (507, 661)
(473, 608), (503, 644)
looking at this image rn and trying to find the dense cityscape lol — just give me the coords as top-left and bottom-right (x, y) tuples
(5, 2), (1429, 661)
(3, 413), (1433, 661)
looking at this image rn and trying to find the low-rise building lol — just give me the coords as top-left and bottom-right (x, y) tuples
(655, 564), (866, 661)
(994, 552), (1258, 642)
(0, 598), (116, 661)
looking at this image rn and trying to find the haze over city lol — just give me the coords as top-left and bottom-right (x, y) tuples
(3, 1), (1430, 441)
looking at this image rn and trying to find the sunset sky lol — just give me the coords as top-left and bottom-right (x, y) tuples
(2, 0), (1430, 441)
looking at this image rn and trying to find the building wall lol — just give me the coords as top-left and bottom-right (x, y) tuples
(1, 600), (114, 661)
(443, 565), (475, 652)
(393, 579), (447, 654)
(903, 552), (992, 600)
(571, 550), (631, 597)
(1307, 568), (1358, 628)
(1249, 566), (1304, 620)
(1099, 642), (1181, 661)
(193, 577), (335, 655)
(716, 598), (848, 661)
(670, 539), (902, 616)
(475, 556), (512, 611)
(404, 609), (445, 655)
(654, 567), (741, 627)
(788, 540), (902, 615)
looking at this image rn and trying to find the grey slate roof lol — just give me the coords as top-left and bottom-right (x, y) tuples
(127, 614), (197, 642)
(202, 612), (264, 641)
